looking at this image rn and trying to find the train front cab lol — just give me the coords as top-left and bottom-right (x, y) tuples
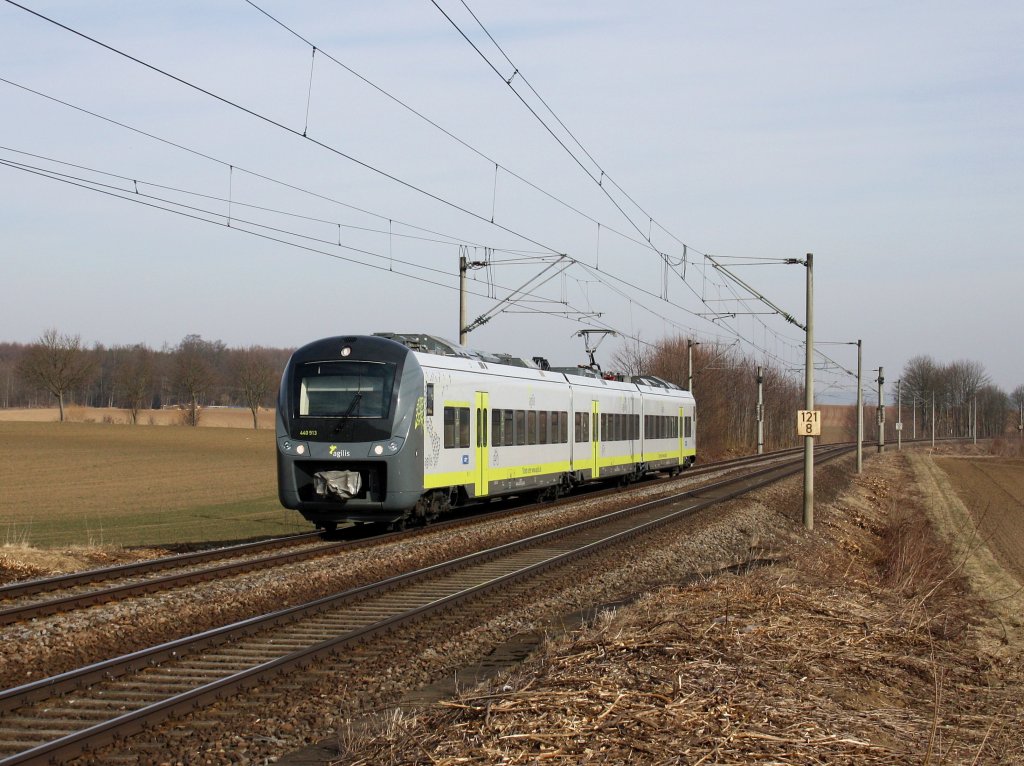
(276, 336), (425, 527)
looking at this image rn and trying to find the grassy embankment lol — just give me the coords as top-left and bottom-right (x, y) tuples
(0, 421), (308, 548)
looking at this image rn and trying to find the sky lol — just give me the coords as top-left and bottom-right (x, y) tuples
(1, 0), (1022, 401)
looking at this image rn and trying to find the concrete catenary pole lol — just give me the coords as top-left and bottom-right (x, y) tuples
(803, 254), (814, 531)
(931, 391), (936, 448)
(687, 340), (697, 392)
(459, 253), (469, 346)
(756, 365), (764, 455)
(897, 379), (902, 451)
(856, 340), (863, 474)
(876, 367), (885, 454)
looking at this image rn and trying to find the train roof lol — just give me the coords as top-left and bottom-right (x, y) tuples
(373, 332), (540, 369)
(372, 332), (692, 398)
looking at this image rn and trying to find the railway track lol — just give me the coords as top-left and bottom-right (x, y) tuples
(0, 443), (852, 765)
(0, 446), (809, 627)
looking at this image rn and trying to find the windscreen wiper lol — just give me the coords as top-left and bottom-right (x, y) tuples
(332, 393), (362, 434)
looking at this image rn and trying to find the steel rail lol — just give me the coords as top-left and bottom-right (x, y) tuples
(0, 444), (852, 764)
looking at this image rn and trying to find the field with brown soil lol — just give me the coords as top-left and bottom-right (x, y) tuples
(934, 455), (1024, 586)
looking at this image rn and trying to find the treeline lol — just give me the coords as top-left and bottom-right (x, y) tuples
(613, 335), (804, 458)
(8, 329), (1021, 447)
(1, 330), (293, 428)
(894, 355), (1023, 441)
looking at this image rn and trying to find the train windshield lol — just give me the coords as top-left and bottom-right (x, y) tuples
(297, 361), (396, 419)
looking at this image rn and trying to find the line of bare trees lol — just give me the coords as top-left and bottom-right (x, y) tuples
(613, 335), (805, 458)
(9, 329), (1021, 446)
(897, 355), (1021, 440)
(3, 329), (292, 428)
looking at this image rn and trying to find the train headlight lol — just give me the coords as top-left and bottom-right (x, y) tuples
(368, 437), (404, 456)
(278, 437), (311, 456)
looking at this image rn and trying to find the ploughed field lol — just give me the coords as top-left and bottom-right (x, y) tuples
(935, 453), (1024, 584)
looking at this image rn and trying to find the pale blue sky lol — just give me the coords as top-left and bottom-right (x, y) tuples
(1, 1), (1021, 397)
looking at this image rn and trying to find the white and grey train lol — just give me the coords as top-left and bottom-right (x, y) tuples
(276, 333), (697, 529)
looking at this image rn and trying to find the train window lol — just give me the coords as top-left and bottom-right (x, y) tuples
(478, 408), (487, 447)
(443, 406), (471, 449)
(297, 361), (395, 419)
(633, 415), (640, 440)
(426, 383), (434, 417)
(491, 409), (502, 447)
(684, 416), (692, 438)
(601, 413), (608, 441)
(527, 411), (537, 445)
(574, 412), (587, 443)
(502, 410), (514, 446)
(515, 410), (526, 446)
(592, 412), (599, 441)
(559, 411), (569, 443)
(538, 411), (548, 445)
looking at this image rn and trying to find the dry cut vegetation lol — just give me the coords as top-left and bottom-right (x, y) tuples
(337, 450), (1024, 764)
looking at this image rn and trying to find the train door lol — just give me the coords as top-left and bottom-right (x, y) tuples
(678, 405), (686, 467)
(591, 400), (600, 478)
(475, 391), (489, 498)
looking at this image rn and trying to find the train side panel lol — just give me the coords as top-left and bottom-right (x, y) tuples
(419, 355), (572, 500)
(637, 384), (697, 471)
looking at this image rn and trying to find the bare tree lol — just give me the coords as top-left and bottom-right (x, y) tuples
(16, 329), (95, 421)
(232, 346), (277, 429)
(621, 334), (801, 458)
(611, 335), (659, 378)
(173, 334), (221, 427)
(1009, 384), (1024, 441)
(112, 344), (156, 424)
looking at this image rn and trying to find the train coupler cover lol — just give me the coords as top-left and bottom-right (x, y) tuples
(314, 470), (362, 500)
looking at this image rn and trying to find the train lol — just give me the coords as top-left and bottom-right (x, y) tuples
(276, 333), (697, 529)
